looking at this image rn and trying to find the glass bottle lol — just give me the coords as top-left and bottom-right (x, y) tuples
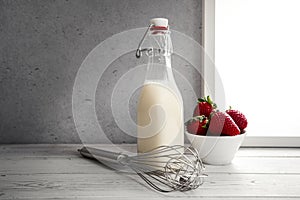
(137, 18), (184, 153)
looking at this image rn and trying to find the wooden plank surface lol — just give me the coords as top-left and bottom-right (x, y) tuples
(0, 145), (300, 199)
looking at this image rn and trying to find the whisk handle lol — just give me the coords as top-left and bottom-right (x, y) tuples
(78, 146), (125, 164)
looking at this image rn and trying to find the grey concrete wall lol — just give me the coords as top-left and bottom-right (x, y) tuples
(0, 0), (202, 144)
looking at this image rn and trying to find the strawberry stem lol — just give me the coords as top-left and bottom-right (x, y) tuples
(197, 95), (217, 108)
(207, 96), (213, 104)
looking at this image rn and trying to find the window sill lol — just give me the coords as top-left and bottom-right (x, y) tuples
(242, 136), (300, 147)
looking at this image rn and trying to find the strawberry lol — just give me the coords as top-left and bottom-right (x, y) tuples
(186, 115), (208, 136)
(208, 111), (240, 136)
(193, 96), (217, 118)
(226, 107), (248, 131)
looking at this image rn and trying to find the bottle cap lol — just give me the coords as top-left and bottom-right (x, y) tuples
(150, 18), (168, 28)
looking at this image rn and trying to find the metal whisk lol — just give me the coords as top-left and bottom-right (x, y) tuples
(78, 145), (206, 192)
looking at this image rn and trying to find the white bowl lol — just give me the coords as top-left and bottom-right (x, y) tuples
(186, 132), (246, 165)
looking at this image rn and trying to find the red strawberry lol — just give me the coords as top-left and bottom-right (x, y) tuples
(186, 115), (208, 136)
(226, 107), (248, 131)
(208, 111), (240, 136)
(193, 96), (217, 118)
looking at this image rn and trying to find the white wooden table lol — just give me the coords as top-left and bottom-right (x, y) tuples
(0, 144), (299, 199)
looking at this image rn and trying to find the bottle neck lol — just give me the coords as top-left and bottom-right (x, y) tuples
(145, 29), (175, 84)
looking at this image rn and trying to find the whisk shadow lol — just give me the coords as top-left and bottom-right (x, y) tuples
(115, 170), (202, 196)
(114, 170), (178, 195)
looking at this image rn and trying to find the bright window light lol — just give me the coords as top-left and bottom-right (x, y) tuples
(215, 0), (300, 136)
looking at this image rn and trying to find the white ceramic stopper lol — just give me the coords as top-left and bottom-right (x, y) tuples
(150, 18), (168, 27)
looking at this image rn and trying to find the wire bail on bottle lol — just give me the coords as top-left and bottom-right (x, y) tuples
(136, 24), (153, 58)
(136, 23), (172, 58)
